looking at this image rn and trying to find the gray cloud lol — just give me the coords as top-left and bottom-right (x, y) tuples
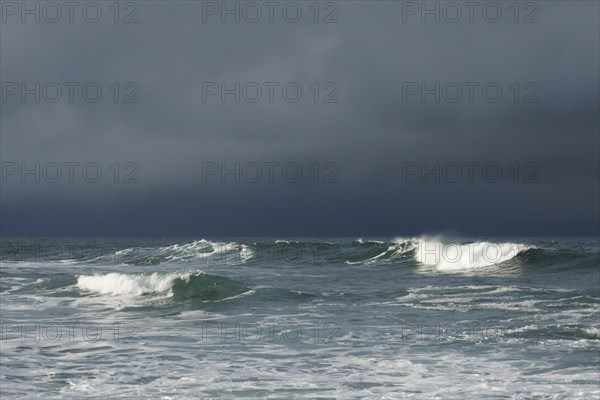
(1, 1), (598, 236)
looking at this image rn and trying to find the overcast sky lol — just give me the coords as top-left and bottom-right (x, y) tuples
(1, 1), (598, 237)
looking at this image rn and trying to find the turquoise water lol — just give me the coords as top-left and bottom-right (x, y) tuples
(1, 237), (599, 398)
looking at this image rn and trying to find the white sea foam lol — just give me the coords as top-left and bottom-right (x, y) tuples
(240, 244), (255, 261)
(413, 240), (532, 270)
(355, 238), (384, 244)
(76, 272), (194, 296)
(584, 327), (600, 338)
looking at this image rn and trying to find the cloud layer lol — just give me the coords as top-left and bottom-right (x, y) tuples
(1, 1), (598, 236)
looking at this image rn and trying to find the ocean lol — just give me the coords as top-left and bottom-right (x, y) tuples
(1, 237), (598, 399)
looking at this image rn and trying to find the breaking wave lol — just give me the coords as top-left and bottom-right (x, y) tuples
(77, 271), (249, 300)
(413, 241), (533, 270)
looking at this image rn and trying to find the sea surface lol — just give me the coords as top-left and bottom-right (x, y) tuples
(1, 237), (599, 399)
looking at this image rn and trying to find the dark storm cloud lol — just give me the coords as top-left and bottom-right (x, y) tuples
(1, 1), (598, 236)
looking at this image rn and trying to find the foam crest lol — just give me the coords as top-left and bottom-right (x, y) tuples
(76, 271), (250, 301)
(102, 239), (254, 265)
(584, 327), (600, 339)
(414, 241), (532, 270)
(77, 272), (191, 296)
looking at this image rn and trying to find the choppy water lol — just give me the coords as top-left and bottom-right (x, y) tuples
(1, 237), (599, 399)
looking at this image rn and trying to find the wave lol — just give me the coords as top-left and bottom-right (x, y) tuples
(247, 238), (540, 269)
(514, 247), (600, 272)
(76, 271), (248, 301)
(342, 240), (416, 264)
(330, 238), (533, 269)
(583, 327), (600, 339)
(413, 241), (533, 270)
(3, 238), (597, 272)
(93, 239), (254, 266)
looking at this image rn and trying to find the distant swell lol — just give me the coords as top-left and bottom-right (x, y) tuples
(54, 237), (599, 272)
(77, 272), (248, 300)
(90, 239), (254, 266)
(341, 240), (416, 264)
